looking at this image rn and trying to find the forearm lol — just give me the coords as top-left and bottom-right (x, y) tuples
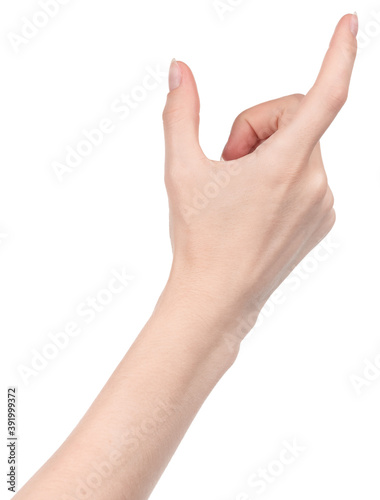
(14, 279), (243, 500)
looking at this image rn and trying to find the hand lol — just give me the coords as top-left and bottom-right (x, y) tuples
(11, 16), (359, 500)
(162, 14), (357, 337)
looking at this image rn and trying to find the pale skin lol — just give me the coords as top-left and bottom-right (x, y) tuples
(14, 14), (358, 500)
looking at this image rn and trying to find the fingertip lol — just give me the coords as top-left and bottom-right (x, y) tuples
(174, 61), (198, 87)
(220, 141), (234, 162)
(350, 12), (359, 38)
(341, 12), (359, 38)
(220, 116), (259, 161)
(167, 60), (198, 93)
(168, 59), (182, 92)
(170, 60), (201, 114)
(331, 13), (359, 44)
(220, 143), (238, 162)
(220, 137), (252, 162)
(164, 59), (200, 116)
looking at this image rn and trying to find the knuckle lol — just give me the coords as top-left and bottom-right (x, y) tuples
(326, 84), (348, 112)
(291, 93), (305, 103)
(233, 111), (248, 129)
(309, 171), (328, 203)
(162, 106), (184, 126)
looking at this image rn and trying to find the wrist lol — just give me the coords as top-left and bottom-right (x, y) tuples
(154, 271), (261, 363)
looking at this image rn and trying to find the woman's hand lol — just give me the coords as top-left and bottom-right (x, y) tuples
(162, 14), (358, 341)
(13, 15), (359, 500)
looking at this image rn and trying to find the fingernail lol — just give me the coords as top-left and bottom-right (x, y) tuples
(169, 59), (182, 91)
(350, 12), (359, 37)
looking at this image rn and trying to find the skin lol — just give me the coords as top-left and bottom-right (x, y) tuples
(14, 13), (357, 500)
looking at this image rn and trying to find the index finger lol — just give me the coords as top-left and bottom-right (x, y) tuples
(282, 14), (358, 152)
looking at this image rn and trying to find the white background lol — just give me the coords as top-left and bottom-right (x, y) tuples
(1, 0), (380, 499)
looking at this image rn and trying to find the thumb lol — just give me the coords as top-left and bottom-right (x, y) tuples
(163, 60), (204, 163)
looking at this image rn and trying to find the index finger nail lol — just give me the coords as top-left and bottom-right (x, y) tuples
(350, 12), (359, 37)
